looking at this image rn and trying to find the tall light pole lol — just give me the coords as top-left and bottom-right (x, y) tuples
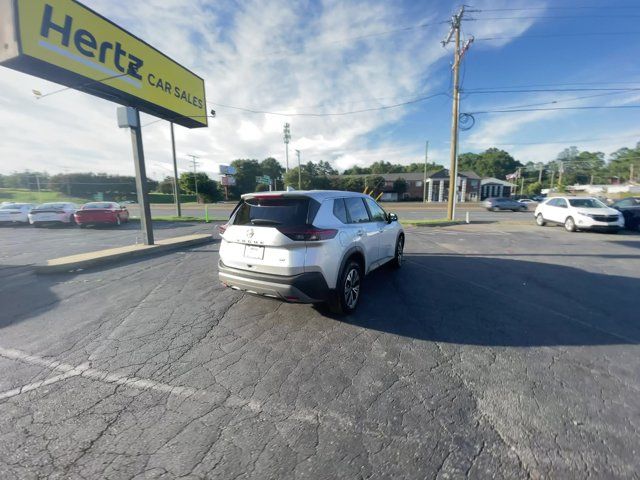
(283, 123), (291, 172)
(295, 149), (301, 190)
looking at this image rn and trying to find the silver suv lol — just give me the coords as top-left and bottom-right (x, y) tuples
(218, 191), (405, 314)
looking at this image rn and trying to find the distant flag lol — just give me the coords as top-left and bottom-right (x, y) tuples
(506, 171), (519, 181)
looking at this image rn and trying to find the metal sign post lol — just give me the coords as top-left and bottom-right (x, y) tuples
(119, 107), (153, 245)
(170, 123), (182, 217)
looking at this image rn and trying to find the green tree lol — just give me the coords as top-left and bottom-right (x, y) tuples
(404, 162), (439, 173)
(157, 176), (175, 194)
(339, 176), (365, 192)
(178, 172), (221, 202)
(316, 160), (338, 176)
(457, 149), (521, 179)
(230, 159), (262, 195)
(260, 157), (284, 184)
(284, 166), (313, 190)
(342, 165), (371, 175)
(526, 181), (542, 196)
(606, 143), (640, 181)
(365, 175), (386, 193)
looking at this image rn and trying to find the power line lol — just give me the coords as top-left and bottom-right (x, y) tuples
(464, 87), (640, 94)
(467, 90), (637, 112)
(466, 14), (640, 21)
(209, 92), (448, 117)
(473, 5), (640, 12)
(468, 104), (640, 114)
(462, 80), (640, 89)
(474, 31), (640, 41)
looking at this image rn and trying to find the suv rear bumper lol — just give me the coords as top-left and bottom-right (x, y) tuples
(218, 260), (330, 303)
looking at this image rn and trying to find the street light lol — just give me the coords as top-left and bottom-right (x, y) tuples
(295, 149), (301, 190)
(283, 123), (291, 172)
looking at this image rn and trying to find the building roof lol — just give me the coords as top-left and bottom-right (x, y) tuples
(459, 171), (481, 180)
(341, 171), (441, 181)
(481, 177), (517, 187)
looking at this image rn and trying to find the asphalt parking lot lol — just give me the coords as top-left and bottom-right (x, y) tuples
(0, 221), (216, 267)
(1, 221), (639, 479)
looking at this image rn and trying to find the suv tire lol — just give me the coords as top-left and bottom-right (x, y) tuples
(328, 260), (362, 315)
(564, 216), (577, 232)
(390, 235), (404, 269)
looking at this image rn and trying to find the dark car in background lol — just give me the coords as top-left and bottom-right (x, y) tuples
(611, 197), (640, 230)
(483, 197), (528, 212)
(74, 202), (130, 228)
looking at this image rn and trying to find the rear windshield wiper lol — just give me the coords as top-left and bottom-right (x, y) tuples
(250, 218), (282, 225)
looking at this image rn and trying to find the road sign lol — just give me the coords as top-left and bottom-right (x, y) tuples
(220, 176), (235, 186)
(0, 0), (207, 128)
(219, 165), (237, 175)
(255, 175), (270, 185)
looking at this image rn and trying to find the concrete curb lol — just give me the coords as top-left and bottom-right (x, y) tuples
(35, 234), (214, 274)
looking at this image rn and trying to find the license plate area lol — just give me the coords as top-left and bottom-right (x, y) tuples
(244, 245), (265, 260)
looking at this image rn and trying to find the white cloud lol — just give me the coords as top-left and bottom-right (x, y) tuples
(0, 0), (549, 176)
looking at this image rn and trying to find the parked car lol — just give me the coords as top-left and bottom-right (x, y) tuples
(610, 197), (640, 231)
(218, 191), (404, 314)
(28, 202), (77, 226)
(74, 202), (130, 227)
(534, 196), (625, 232)
(0, 203), (34, 224)
(532, 195), (546, 202)
(484, 197), (527, 211)
(518, 198), (536, 204)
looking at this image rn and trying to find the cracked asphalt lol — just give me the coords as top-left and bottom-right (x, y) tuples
(0, 222), (639, 479)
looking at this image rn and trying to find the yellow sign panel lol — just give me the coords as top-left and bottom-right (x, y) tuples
(0, 0), (207, 128)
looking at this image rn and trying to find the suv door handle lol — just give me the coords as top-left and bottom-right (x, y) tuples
(356, 229), (365, 236)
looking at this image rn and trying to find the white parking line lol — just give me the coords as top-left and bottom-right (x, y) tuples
(0, 346), (454, 442)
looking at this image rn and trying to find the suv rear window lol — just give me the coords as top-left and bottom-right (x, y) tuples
(232, 197), (312, 227)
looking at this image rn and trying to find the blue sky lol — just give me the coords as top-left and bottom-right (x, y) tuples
(1, 0), (639, 178)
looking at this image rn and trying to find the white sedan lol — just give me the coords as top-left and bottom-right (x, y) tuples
(534, 196), (625, 233)
(29, 202), (78, 226)
(0, 203), (34, 224)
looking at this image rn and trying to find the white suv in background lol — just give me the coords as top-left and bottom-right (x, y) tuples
(534, 196), (625, 232)
(218, 191), (405, 314)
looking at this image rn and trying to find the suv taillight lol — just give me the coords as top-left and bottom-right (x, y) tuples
(277, 226), (338, 241)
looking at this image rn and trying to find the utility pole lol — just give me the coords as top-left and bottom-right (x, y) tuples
(442, 6), (473, 221)
(631, 163), (634, 182)
(550, 169), (556, 189)
(283, 123), (291, 172)
(187, 154), (200, 201)
(423, 141), (429, 203)
(519, 168), (525, 196)
(170, 123), (181, 217)
(558, 161), (564, 187)
(538, 163), (543, 183)
(295, 150), (302, 190)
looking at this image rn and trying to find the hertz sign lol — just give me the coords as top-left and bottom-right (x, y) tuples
(0, 0), (207, 128)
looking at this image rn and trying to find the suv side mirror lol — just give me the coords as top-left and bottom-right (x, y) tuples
(388, 212), (398, 223)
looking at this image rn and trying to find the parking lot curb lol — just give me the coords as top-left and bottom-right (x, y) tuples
(34, 234), (214, 274)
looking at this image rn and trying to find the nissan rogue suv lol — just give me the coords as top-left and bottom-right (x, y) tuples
(218, 191), (404, 314)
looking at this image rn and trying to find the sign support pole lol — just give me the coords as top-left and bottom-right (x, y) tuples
(130, 109), (154, 245)
(170, 122), (182, 217)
